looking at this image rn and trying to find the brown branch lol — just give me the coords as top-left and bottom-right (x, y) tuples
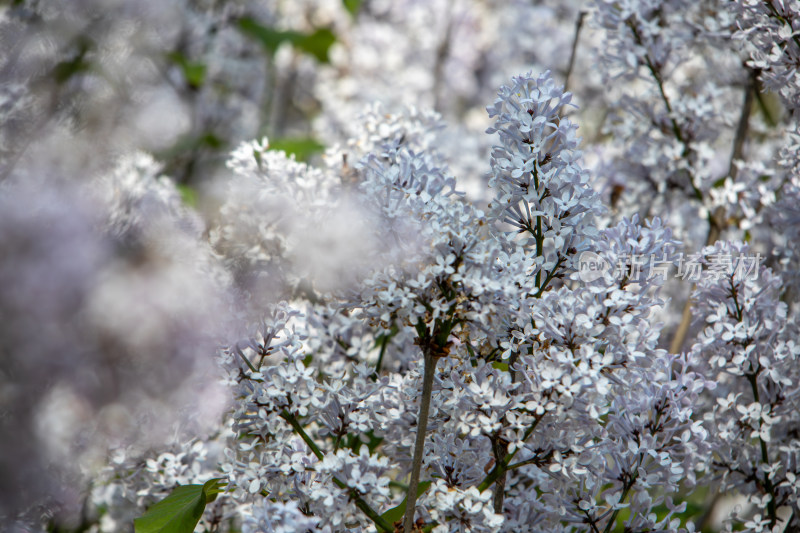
(670, 69), (757, 354)
(564, 11), (586, 93)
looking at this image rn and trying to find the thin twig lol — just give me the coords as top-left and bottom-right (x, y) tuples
(669, 298), (695, 354)
(626, 18), (705, 204)
(490, 433), (508, 513)
(564, 11), (586, 93)
(403, 351), (439, 533)
(477, 415), (543, 492)
(746, 373), (778, 526)
(432, 0), (454, 112)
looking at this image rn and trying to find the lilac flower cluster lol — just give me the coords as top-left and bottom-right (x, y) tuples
(3, 1), (800, 533)
(185, 71), (722, 533)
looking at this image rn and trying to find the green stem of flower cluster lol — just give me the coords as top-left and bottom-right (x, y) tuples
(280, 411), (394, 532)
(745, 374), (778, 527)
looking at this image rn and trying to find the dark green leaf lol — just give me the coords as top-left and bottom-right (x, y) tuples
(167, 52), (207, 89)
(134, 479), (225, 533)
(176, 184), (198, 207)
(380, 481), (432, 525)
(365, 432), (384, 454)
(755, 90), (781, 128)
(184, 63), (206, 88)
(293, 28), (336, 63)
(202, 478), (227, 504)
(53, 39), (93, 84)
(133, 485), (205, 533)
(344, 430), (384, 455)
(343, 0), (363, 16)
(198, 133), (223, 149)
(415, 319), (428, 340)
(238, 17), (299, 56)
(53, 56), (91, 84)
(153, 131), (224, 162)
(269, 137), (325, 161)
(342, 0), (363, 16)
(238, 17), (336, 63)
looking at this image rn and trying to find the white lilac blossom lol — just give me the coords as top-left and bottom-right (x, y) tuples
(93, 439), (227, 533)
(212, 138), (386, 302)
(768, 166), (800, 299)
(241, 500), (322, 533)
(588, 0), (800, 375)
(729, 0), (800, 116)
(7, 2), (800, 532)
(313, 0), (586, 199)
(486, 70), (601, 287)
(81, 69), (776, 533)
(218, 304), (398, 531)
(590, 0), (748, 250)
(689, 241), (800, 531)
(420, 481), (504, 533)
(489, 209), (708, 531)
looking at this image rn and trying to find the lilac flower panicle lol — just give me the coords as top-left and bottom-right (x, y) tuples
(5, 1), (800, 531)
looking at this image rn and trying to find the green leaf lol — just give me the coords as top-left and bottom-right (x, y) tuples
(177, 184), (198, 208)
(198, 132), (224, 149)
(133, 485), (204, 533)
(167, 52), (206, 89)
(238, 17), (336, 63)
(293, 28), (336, 63)
(415, 319), (428, 340)
(491, 362), (509, 372)
(755, 90), (781, 128)
(53, 38), (93, 84)
(365, 431), (384, 454)
(53, 55), (91, 84)
(380, 481), (432, 525)
(342, 0), (363, 16)
(269, 137), (325, 162)
(238, 18), (296, 55)
(134, 479), (225, 533)
(202, 478), (227, 504)
(344, 430), (384, 455)
(184, 63), (207, 88)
